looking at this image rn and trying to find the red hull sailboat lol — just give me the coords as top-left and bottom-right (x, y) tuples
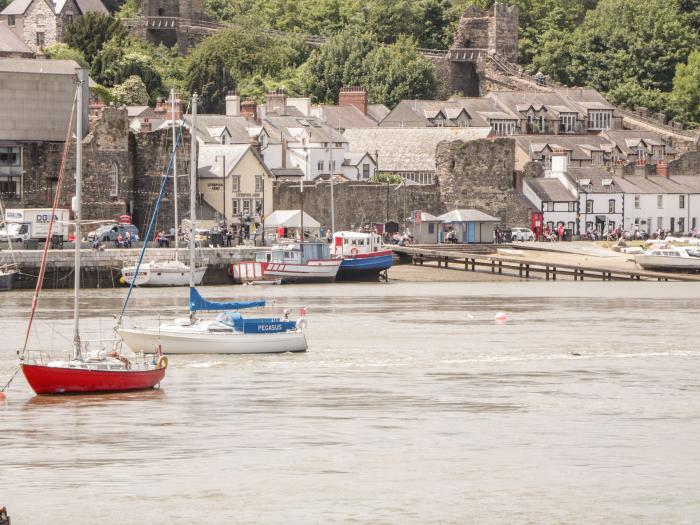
(22, 362), (166, 395)
(14, 68), (168, 396)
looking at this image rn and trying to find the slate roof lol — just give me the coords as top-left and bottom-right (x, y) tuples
(0, 24), (31, 55)
(197, 144), (252, 179)
(74, 0), (108, 15)
(1, 0), (107, 15)
(314, 105), (377, 130)
(567, 167), (618, 193)
(453, 97), (517, 125)
(264, 115), (345, 143)
(342, 151), (372, 166)
(367, 104), (390, 123)
(526, 178), (577, 202)
(270, 167), (304, 178)
(0, 0), (33, 15)
(343, 127), (492, 172)
(602, 130), (670, 155)
(438, 209), (500, 222)
(0, 57), (79, 74)
(487, 91), (581, 119)
(613, 175), (700, 194)
(514, 135), (611, 161)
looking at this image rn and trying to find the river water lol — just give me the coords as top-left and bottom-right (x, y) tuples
(1, 281), (699, 524)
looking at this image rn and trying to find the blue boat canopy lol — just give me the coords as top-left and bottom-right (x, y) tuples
(189, 287), (265, 312)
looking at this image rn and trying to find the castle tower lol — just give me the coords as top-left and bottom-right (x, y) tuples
(445, 2), (520, 97)
(137, 0), (207, 49)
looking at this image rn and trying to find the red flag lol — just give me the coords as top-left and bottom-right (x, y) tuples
(300, 307), (308, 317)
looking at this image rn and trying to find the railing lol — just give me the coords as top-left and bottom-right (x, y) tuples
(447, 47), (487, 62)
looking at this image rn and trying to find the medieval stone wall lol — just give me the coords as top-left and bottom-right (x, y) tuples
(273, 181), (445, 231)
(435, 138), (529, 226)
(668, 151), (700, 177)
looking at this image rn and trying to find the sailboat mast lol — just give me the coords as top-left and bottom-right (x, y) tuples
(73, 68), (86, 359)
(188, 93), (198, 289)
(171, 88), (179, 261)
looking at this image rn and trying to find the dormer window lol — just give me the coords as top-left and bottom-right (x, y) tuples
(589, 110), (612, 130)
(8, 15), (15, 26)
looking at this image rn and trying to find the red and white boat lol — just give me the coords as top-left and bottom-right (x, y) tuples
(16, 70), (167, 396)
(231, 241), (341, 283)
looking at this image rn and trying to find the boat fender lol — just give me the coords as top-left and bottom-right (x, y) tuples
(158, 355), (169, 369)
(350, 247), (359, 257)
(295, 318), (307, 331)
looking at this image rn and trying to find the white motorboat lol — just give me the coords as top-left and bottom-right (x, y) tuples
(122, 259), (207, 286)
(634, 247), (700, 271)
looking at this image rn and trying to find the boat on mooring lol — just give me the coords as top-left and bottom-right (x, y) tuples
(634, 246), (700, 272)
(254, 240), (341, 283)
(116, 93), (308, 355)
(18, 69), (167, 395)
(332, 231), (393, 279)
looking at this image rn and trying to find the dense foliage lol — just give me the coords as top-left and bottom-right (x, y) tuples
(41, 0), (700, 126)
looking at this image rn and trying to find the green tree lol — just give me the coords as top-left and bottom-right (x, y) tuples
(362, 36), (437, 107)
(300, 29), (378, 103)
(44, 42), (88, 67)
(63, 13), (127, 65)
(532, 0), (697, 93)
(111, 75), (150, 105)
(671, 51), (700, 126)
(184, 27), (308, 112)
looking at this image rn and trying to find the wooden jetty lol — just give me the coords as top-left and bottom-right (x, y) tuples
(391, 245), (700, 282)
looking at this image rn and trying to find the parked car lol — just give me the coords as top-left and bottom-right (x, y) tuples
(510, 227), (535, 242)
(88, 223), (139, 242)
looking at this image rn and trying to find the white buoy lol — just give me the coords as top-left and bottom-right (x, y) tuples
(495, 312), (509, 322)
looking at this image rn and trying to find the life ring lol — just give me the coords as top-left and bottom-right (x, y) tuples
(295, 318), (307, 331)
(157, 355), (169, 369)
(350, 247), (359, 257)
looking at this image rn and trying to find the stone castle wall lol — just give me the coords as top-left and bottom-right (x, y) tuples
(435, 138), (530, 226)
(273, 181), (445, 231)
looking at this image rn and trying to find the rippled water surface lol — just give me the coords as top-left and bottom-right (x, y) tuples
(1, 281), (700, 524)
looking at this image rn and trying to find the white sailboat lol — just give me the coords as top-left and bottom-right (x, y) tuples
(122, 89), (206, 287)
(117, 93), (308, 355)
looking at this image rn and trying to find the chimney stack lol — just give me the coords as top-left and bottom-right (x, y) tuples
(266, 88), (287, 116)
(225, 92), (240, 116)
(167, 90), (183, 121)
(339, 86), (368, 114)
(240, 98), (257, 120)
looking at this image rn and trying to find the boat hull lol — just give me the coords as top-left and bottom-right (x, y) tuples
(262, 260), (341, 283)
(21, 363), (166, 395)
(0, 270), (16, 291)
(635, 255), (700, 271)
(117, 328), (308, 355)
(122, 265), (206, 286)
(337, 252), (393, 278)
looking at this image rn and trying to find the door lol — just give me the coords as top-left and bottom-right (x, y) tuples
(466, 222), (477, 243)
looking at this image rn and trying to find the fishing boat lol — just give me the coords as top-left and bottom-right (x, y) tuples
(253, 240), (341, 283)
(122, 89), (205, 287)
(19, 69), (167, 395)
(332, 231), (393, 279)
(116, 93), (308, 355)
(634, 246), (700, 271)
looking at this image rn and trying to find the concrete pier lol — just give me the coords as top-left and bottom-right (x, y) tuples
(3, 245), (266, 289)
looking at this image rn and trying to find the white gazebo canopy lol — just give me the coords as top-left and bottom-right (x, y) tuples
(264, 210), (321, 229)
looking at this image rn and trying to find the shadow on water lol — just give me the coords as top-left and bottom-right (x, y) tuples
(22, 388), (167, 409)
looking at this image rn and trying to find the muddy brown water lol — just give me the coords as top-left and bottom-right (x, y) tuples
(1, 281), (699, 524)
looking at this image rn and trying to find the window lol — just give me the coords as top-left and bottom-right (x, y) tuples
(609, 221), (615, 230)
(588, 110), (612, 130)
(0, 177), (20, 198)
(543, 155), (552, 169)
(568, 202), (576, 212)
(255, 175), (263, 193)
(657, 195), (663, 208)
(428, 223), (435, 234)
(492, 120), (516, 136)
(36, 14), (45, 26)
(404, 172), (434, 185)
(608, 199), (615, 213)
(670, 217), (675, 233)
(592, 151), (604, 167)
(586, 200), (593, 213)
(362, 163), (370, 179)
(65, 14), (73, 24)
(634, 195), (640, 209)
(657, 217), (663, 229)
(231, 199), (239, 215)
(330, 160), (336, 172)
(36, 32), (45, 47)
(434, 118), (444, 127)
(637, 147), (647, 161)
(317, 160), (324, 172)
(546, 221), (554, 230)
(242, 199), (251, 214)
(561, 113), (577, 133)
(585, 221), (593, 232)
(254, 199), (263, 215)
(110, 163), (118, 197)
(231, 175), (240, 192)
(678, 218), (685, 233)
(693, 217), (697, 230)
(679, 195), (685, 209)
(545, 202), (554, 212)
(8, 15), (15, 26)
